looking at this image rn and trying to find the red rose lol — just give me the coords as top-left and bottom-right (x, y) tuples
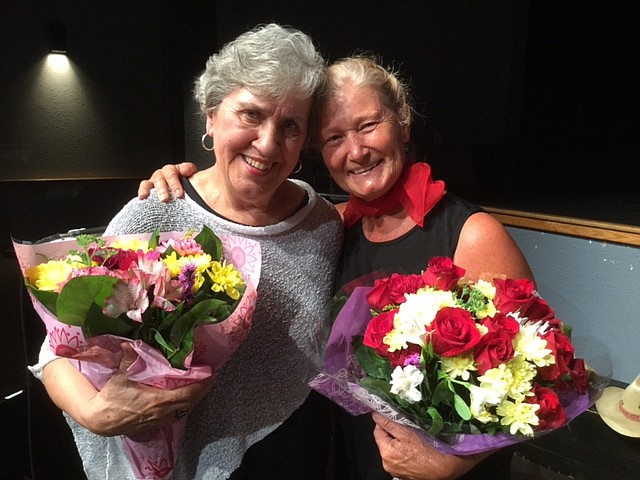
(538, 330), (574, 382)
(569, 357), (589, 394)
(421, 257), (465, 291)
(366, 273), (426, 311)
(430, 307), (480, 357)
(493, 278), (536, 315)
(481, 312), (520, 339)
(474, 330), (515, 375)
(528, 385), (566, 430)
(363, 309), (396, 357)
(523, 297), (557, 324)
(388, 343), (423, 369)
(104, 249), (139, 271)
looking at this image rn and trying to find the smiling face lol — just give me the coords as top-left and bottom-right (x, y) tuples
(318, 82), (410, 202)
(207, 87), (312, 203)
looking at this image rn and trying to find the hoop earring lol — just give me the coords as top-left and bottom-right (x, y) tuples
(201, 133), (214, 152)
(291, 161), (302, 174)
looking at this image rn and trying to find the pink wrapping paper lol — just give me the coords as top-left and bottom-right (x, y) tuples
(14, 231), (261, 479)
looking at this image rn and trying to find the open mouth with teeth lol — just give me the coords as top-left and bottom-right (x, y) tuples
(243, 155), (272, 171)
(350, 159), (382, 175)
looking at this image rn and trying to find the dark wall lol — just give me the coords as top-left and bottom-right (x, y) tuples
(217, 1), (639, 223)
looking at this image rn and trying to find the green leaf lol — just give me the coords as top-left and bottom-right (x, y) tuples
(453, 393), (472, 420)
(169, 298), (230, 347)
(360, 376), (393, 397)
(353, 337), (392, 380)
(56, 276), (119, 327)
(431, 379), (454, 407)
(83, 303), (137, 337)
(195, 225), (222, 259)
(168, 328), (196, 369)
(426, 406), (444, 435)
(148, 228), (161, 250)
(27, 285), (59, 315)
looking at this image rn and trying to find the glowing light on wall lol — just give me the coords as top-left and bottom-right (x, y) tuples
(46, 53), (70, 73)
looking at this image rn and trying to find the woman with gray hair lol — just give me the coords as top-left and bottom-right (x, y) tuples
(31, 23), (342, 479)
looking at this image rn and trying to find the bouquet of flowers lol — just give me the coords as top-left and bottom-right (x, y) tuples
(13, 226), (260, 479)
(310, 257), (607, 455)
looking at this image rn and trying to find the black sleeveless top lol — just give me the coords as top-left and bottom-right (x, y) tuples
(336, 192), (483, 289)
(332, 193), (514, 480)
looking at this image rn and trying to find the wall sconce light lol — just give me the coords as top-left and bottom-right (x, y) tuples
(48, 21), (67, 54)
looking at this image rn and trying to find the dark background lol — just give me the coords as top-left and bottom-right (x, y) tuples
(1, 1), (638, 479)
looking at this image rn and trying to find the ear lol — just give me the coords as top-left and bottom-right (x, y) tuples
(206, 111), (216, 135)
(402, 123), (411, 144)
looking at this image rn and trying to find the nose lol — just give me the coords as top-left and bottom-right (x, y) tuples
(252, 122), (281, 156)
(345, 131), (368, 162)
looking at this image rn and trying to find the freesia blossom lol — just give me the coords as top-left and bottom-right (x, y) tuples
(390, 365), (424, 403)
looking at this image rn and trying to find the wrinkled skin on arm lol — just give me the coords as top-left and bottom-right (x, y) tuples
(43, 342), (213, 437)
(372, 412), (492, 480)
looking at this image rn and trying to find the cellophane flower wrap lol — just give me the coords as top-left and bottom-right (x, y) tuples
(310, 256), (608, 455)
(13, 226), (260, 479)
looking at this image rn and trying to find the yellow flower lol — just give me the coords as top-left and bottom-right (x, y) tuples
(110, 238), (150, 252)
(162, 252), (212, 278)
(496, 399), (540, 436)
(25, 261), (73, 292)
(207, 261), (245, 300)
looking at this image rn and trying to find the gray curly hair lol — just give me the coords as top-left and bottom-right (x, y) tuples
(194, 24), (326, 115)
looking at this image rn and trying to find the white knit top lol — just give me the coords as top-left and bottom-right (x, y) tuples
(30, 179), (343, 479)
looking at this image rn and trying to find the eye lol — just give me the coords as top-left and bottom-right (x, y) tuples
(359, 121), (379, 133)
(282, 120), (301, 138)
(323, 133), (344, 147)
(241, 110), (261, 124)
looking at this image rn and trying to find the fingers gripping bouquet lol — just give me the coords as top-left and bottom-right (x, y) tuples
(310, 257), (605, 455)
(13, 226), (260, 479)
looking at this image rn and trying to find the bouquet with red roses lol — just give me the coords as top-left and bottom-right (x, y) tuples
(310, 257), (608, 454)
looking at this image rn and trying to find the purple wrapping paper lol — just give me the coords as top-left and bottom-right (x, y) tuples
(309, 286), (595, 455)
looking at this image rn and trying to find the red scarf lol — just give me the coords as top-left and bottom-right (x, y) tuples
(342, 162), (446, 228)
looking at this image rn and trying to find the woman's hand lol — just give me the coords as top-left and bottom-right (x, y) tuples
(371, 412), (490, 480)
(44, 342), (213, 437)
(137, 162), (198, 202)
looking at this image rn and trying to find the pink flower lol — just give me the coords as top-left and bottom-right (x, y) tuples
(103, 276), (150, 322)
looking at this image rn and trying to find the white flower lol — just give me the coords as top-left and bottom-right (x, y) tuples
(513, 323), (554, 368)
(504, 356), (538, 402)
(390, 365), (424, 403)
(386, 288), (456, 351)
(469, 384), (502, 423)
(441, 353), (476, 380)
(496, 399), (540, 436)
(474, 279), (496, 300)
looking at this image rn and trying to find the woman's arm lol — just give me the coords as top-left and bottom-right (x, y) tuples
(372, 412), (490, 480)
(454, 212), (534, 282)
(42, 342), (212, 436)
